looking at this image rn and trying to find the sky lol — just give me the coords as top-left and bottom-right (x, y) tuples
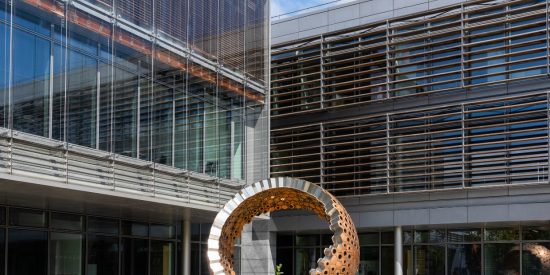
(271, 0), (356, 18)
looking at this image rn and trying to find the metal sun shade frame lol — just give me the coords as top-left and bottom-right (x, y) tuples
(207, 177), (360, 275)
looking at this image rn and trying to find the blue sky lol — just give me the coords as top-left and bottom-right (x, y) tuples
(271, 0), (355, 18)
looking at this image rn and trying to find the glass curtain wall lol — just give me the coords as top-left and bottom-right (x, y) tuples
(0, 0), (268, 181)
(191, 223), (241, 275)
(276, 231), (394, 275)
(278, 226), (550, 275)
(0, 206), (180, 275)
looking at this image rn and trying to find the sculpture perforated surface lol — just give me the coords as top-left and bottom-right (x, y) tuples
(207, 177), (360, 275)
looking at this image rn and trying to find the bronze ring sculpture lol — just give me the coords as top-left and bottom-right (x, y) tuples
(207, 177), (360, 275)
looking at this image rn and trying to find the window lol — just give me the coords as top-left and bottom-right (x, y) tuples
(8, 229), (48, 275)
(447, 243), (481, 275)
(121, 238), (148, 275)
(87, 235), (119, 275)
(9, 208), (47, 228)
(0, 228), (4, 275)
(0, 207), (5, 225)
(151, 224), (174, 239)
(151, 241), (175, 275)
(122, 221), (149, 237)
(88, 217), (119, 235)
(484, 243), (520, 275)
(51, 213), (84, 231)
(50, 233), (84, 275)
(11, 28), (50, 137)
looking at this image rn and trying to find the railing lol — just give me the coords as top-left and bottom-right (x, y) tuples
(0, 128), (243, 211)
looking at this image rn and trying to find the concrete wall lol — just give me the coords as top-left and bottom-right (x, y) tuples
(240, 219), (277, 275)
(272, 0), (465, 45)
(272, 183), (550, 231)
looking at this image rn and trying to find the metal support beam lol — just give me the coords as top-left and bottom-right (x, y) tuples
(183, 220), (191, 275)
(395, 226), (403, 275)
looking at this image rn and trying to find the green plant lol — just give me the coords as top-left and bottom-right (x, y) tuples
(275, 264), (284, 275)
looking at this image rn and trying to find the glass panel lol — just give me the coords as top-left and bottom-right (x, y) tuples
(522, 242), (550, 275)
(51, 213), (84, 231)
(485, 228), (520, 241)
(8, 229), (48, 275)
(88, 217), (119, 234)
(404, 231), (413, 244)
(138, 76), (152, 161)
(203, 83), (218, 177)
(415, 230), (445, 243)
(87, 235), (118, 275)
(190, 243), (200, 275)
(448, 229), (482, 242)
(360, 246), (379, 275)
(0, 207), (5, 225)
(523, 227), (550, 241)
(381, 246), (394, 275)
(295, 248), (320, 275)
(414, 245), (445, 275)
(50, 232), (83, 275)
(447, 243), (482, 275)
(13, 1), (52, 35)
(233, 246), (241, 275)
(484, 243), (520, 275)
(191, 224), (201, 242)
(65, 50), (98, 148)
(121, 238), (148, 275)
(359, 232), (379, 245)
(0, 17), (8, 127)
(0, 228), (4, 275)
(404, 246), (413, 275)
(151, 240), (174, 275)
(277, 233), (293, 247)
(245, 0), (267, 83)
(150, 82), (174, 165)
(98, 60), (113, 152)
(200, 223), (211, 242)
(11, 28), (50, 137)
(189, 0), (218, 60)
(9, 208), (47, 228)
(186, 75), (212, 174)
(122, 221), (148, 237)
(173, 70), (188, 169)
(51, 42), (65, 142)
(176, 242), (182, 275)
(275, 248), (293, 275)
(112, 67), (138, 157)
(200, 243), (209, 275)
(295, 234), (320, 246)
(150, 224), (174, 239)
(321, 234), (332, 246)
(381, 232), (394, 244)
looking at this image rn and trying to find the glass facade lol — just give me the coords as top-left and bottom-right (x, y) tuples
(190, 223), (241, 275)
(0, 205), (183, 275)
(276, 231), (394, 275)
(277, 226), (550, 275)
(0, 0), (269, 181)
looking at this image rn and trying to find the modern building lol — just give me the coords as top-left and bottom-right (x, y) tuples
(270, 0), (550, 274)
(0, 0), (269, 274)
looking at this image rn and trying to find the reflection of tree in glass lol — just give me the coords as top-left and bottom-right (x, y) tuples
(448, 243), (481, 275)
(520, 243), (550, 275)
